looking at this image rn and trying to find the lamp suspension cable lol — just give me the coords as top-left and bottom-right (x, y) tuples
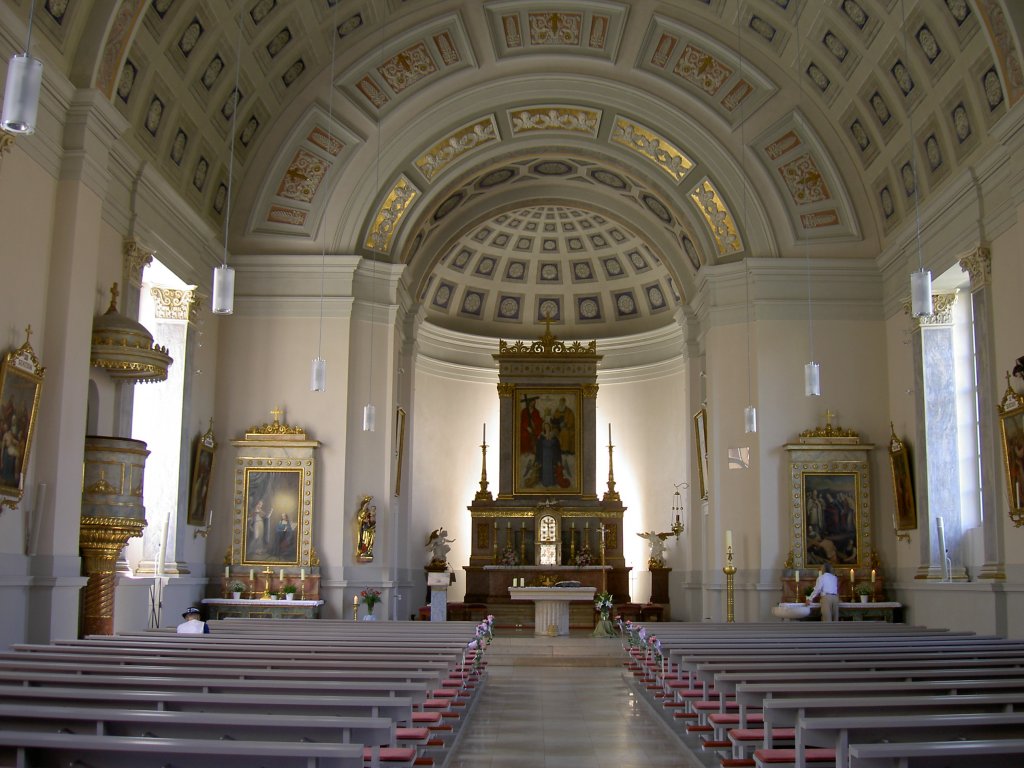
(900, 0), (932, 317)
(212, 4), (243, 315)
(1, 0), (43, 135)
(311, 12), (339, 392)
(795, 17), (820, 397)
(363, 13), (385, 432)
(737, 8), (757, 433)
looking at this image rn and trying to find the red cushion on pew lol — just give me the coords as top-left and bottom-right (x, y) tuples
(709, 714), (763, 725)
(411, 712), (441, 724)
(730, 728), (796, 741)
(395, 727), (430, 741)
(430, 689), (457, 697)
(752, 748), (835, 763)
(694, 700), (738, 711)
(719, 759), (755, 767)
(362, 746), (417, 762)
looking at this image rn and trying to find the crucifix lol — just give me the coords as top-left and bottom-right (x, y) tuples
(270, 406), (284, 425)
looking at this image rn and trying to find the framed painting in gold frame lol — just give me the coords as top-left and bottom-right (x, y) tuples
(240, 466), (304, 566)
(798, 468), (864, 568)
(693, 408), (709, 500)
(998, 385), (1024, 527)
(187, 422), (216, 527)
(0, 328), (44, 510)
(513, 387), (582, 495)
(888, 428), (917, 532)
(394, 406), (406, 497)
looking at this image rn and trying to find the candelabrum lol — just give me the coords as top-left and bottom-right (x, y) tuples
(670, 485), (686, 538)
(475, 438), (492, 501)
(723, 545), (736, 623)
(603, 437), (620, 502)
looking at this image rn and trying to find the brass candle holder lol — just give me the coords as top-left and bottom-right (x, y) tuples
(352, 594), (359, 621)
(723, 546), (736, 623)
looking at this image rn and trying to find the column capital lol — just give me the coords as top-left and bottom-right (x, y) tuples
(958, 246), (992, 290)
(906, 292), (957, 327)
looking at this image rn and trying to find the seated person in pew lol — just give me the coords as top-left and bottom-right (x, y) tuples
(806, 564), (839, 622)
(176, 607), (209, 634)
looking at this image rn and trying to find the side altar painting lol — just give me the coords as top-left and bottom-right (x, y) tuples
(515, 388), (580, 495)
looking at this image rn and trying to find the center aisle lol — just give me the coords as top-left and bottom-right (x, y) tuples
(448, 634), (702, 768)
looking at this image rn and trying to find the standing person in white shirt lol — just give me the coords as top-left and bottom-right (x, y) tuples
(176, 606), (209, 634)
(807, 562), (839, 622)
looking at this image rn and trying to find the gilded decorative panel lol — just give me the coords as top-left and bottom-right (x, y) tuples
(508, 106), (600, 137)
(674, 43), (733, 95)
(609, 116), (694, 184)
(528, 12), (582, 45)
(276, 149), (330, 203)
(777, 153), (832, 206)
(415, 116), (500, 182)
(689, 178), (741, 256)
(308, 126), (343, 156)
(365, 175), (420, 253)
(267, 205), (307, 226)
(378, 42), (438, 93)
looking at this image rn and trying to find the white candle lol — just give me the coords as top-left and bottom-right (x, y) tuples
(608, 423), (612, 444)
(156, 520), (168, 577)
(483, 423), (486, 443)
(794, 569), (799, 583)
(300, 568), (305, 580)
(871, 569), (875, 584)
(249, 568), (255, 580)
(279, 568), (284, 580)
(725, 530), (732, 550)
(224, 566), (230, 580)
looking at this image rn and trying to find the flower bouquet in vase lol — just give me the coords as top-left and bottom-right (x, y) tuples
(360, 588), (382, 619)
(593, 590), (616, 638)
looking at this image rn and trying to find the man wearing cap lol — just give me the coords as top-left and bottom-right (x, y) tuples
(176, 606), (210, 634)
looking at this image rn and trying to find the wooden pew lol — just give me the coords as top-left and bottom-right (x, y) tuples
(0, 731), (365, 768)
(796, 711), (1024, 768)
(846, 738), (1024, 768)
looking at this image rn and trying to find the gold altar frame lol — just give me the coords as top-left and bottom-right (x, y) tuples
(236, 465), (311, 566)
(998, 385), (1024, 527)
(796, 468), (865, 568)
(0, 330), (44, 510)
(513, 387), (582, 495)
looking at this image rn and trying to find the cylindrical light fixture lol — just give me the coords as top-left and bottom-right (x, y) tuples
(2, 53), (42, 134)
(362, 403), (376, 432)
(310, 356), (326, 392)
(744, 405), (758, 434)
(804, 361), (821, 397)
(212, 265), (234, 315)
(910, 267), (932, 317)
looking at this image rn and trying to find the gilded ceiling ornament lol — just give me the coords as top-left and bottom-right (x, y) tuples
(365, 175), (420, 253)
(958, 246), (991, 289)
(689, 178), (742, 255)
(508, 106), (600, 136)
(415, 116), (499, 181)
(610, 116), (694, 183)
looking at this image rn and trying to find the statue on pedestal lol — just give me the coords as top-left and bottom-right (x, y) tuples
(638, 530), (671, 569)
(426, 526), (454, 568)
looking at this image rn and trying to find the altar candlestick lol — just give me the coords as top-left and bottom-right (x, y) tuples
(725, 530), (732, 551)
(850, 568), (855, 587)
(870, 569), (875, 584)
(794, 569), (799, 584)
(300, 568), (305, 580)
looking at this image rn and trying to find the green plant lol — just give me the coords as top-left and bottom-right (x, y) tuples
(282, 584), (298, 594)
(229, 581), (247, 593)
(854, 582), (873, 596)
(803, 586), (814, 598)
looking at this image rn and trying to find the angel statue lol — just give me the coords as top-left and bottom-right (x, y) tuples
(426, 527), (454, 568)
(637, 530), (671, 569)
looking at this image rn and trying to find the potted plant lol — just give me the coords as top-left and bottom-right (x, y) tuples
(228, 581), (246, 599)
(854, 582), (873, 603)
(282, 584), (298, 601)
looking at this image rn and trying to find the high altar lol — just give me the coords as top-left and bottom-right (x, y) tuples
(462, 325), (630, 628)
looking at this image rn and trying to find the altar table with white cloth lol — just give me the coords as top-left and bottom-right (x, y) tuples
(509, 586), (596, 636)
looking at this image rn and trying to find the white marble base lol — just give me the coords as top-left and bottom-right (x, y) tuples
(509, 586), (596, 636)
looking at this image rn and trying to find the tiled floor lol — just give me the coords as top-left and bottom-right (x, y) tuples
(448, 637), (703, 768)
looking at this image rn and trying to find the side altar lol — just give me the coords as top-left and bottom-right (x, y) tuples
(463, 324), (633, 627)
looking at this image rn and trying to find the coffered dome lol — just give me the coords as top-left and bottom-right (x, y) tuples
(420, 204), (679, 339)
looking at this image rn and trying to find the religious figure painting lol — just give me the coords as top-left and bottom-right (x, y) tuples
(0, 329), (44, 509)
(513, 387), (581, 495)
(998, 386), (1024, 523)
(802, 472), (860, 567)
(241, 467), (302, 565)
(186, 423), (216, 527)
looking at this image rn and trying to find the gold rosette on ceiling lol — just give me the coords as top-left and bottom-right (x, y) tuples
(90, 283), (172, 383)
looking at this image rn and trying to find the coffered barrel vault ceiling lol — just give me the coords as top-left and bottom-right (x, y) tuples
(22, 0), (1023, 337)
